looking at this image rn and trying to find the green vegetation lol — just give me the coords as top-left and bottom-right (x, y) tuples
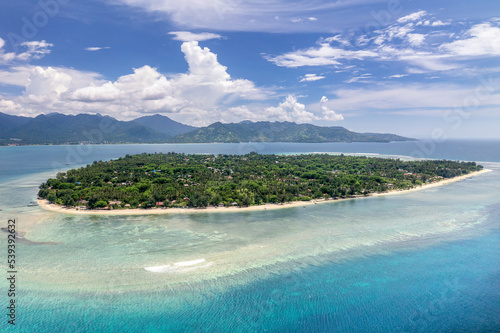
(171, 121), (415, 143)
(38, 152), (482, 210)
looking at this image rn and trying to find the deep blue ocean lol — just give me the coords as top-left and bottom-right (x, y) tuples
(0, 140), (499, 332)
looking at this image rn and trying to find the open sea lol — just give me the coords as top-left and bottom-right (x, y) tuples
(0, 140), (499, 332)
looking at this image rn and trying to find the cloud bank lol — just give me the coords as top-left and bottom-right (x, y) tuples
(0, 38), (342, 125)
(265, 14), (500, 75)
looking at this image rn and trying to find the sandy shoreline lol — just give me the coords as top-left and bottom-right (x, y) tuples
(37, 169), (492, 216)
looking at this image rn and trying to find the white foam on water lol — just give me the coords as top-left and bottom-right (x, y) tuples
(144, 265), (172, 273)
(174, 258), (206, 266)
(145, 258), (208, 273)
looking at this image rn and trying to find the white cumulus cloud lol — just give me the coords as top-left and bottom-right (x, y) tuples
(264, 95), (343, 123)
(25, 67), (72, 96)
(1, 42), (270, 122)
(320, 96), (344, 121)
(72, 82), (120, 102)
(265, 95), (317, 123)
(0, 100), (22, 112)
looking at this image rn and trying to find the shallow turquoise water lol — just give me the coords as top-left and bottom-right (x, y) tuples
(0, 141), (499, 332)
(13, 215), (500, 332)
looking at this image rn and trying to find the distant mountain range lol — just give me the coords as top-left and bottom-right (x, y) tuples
(132, 114), (197, 137)
(0, 112), (415, 145)
(0, 113), (173, 144)
(172, 121), (413, 143)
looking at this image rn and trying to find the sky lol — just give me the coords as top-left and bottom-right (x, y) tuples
(0, 0), (499, 138)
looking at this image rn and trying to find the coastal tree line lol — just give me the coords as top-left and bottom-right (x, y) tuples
(38, 152), (482, 209)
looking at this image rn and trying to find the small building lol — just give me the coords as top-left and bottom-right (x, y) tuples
(156, 202), (164, 206)
(218, 203), (224, 207)
(231, 201), (238, 206)
(183, 197), (190, 202)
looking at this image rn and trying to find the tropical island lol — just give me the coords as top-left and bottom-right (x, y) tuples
(37, 152), (484, 213)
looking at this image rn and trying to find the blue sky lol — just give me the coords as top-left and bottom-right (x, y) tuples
(0, 0), (499, 138)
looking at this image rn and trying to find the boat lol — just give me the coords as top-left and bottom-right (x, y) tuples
(27, 201), (38, 207)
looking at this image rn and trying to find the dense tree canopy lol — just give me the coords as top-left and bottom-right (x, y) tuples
(38, 152), (482, 210)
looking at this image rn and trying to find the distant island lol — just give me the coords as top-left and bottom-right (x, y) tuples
(37, 152), (483, 212)
(169, 121), (413, 143)
(0, 112), (415, 145)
